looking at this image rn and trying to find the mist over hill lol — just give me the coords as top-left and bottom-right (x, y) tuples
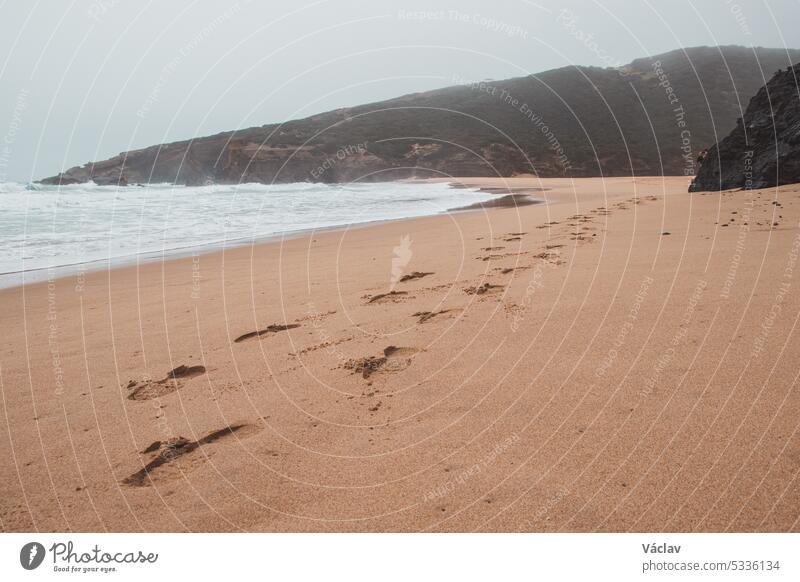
(41, 45), (800, 186)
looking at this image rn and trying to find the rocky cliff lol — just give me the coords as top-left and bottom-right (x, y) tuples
(689, 62), (800, 192)
(41, 46), (800, 186)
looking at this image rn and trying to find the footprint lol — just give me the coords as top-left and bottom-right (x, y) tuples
(126, 365), (206, 401)
(294, 310), (336, 323)
(504, 237), (521, 242)
(498, 266), (530, 274)
(413, 309), (454, 323)
(123, 423), (262, 487)
(234, 323), (300, 343)
(366, 290), (409, 304)
(482, 246), (505, 251)
(344, 346), (419, 379)
(399, 271), (434, 282)
(292, 336), (354, 356)
(464, 283), (504, 295)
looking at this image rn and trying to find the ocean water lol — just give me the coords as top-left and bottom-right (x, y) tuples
(0, 181), (493, 287)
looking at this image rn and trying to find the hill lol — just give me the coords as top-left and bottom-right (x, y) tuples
(41, 46), (800, 186)
(689, 62), (800, 191)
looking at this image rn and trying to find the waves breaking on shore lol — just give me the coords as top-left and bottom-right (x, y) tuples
(0, 180), (492, 286)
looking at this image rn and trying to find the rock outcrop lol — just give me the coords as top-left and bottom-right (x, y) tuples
(40, 46), (800, 187)
(690, 63), (800, 192)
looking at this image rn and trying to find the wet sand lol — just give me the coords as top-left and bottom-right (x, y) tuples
(1, 175), (799, 532)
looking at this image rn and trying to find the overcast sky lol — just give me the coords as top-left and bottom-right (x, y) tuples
(0, 0), (798, 182)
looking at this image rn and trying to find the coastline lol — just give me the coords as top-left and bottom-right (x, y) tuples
(0, 179), (541, 291)
(2, 175), (800, 532)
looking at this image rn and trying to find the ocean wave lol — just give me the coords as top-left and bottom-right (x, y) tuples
(0, 182), (31, 194)
(0, 181), (491, 281)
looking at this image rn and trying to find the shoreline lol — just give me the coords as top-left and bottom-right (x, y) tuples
(0, 179), (543, 291)
(3, 175), (800, 532)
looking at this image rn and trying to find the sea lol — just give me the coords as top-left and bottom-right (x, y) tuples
(0, 181), (494, 288)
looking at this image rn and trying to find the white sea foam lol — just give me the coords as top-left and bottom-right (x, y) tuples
(0, 181), (493, 287)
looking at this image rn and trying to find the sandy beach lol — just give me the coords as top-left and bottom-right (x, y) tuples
(1, 175), (799, 532)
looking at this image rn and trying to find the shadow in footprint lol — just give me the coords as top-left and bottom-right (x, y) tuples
(123, 423), (262, 487)
(413, 309), (454, 324)
(234, 323), (300, 343)
(167, 365), (205, 380)
(367, 290), (408, 304)
(499, 266), (531, 274)
(126, 365), (206, 401)
(399, 271), (433, 282)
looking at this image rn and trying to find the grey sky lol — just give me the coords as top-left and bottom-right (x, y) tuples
(0, 0), (797, 182)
